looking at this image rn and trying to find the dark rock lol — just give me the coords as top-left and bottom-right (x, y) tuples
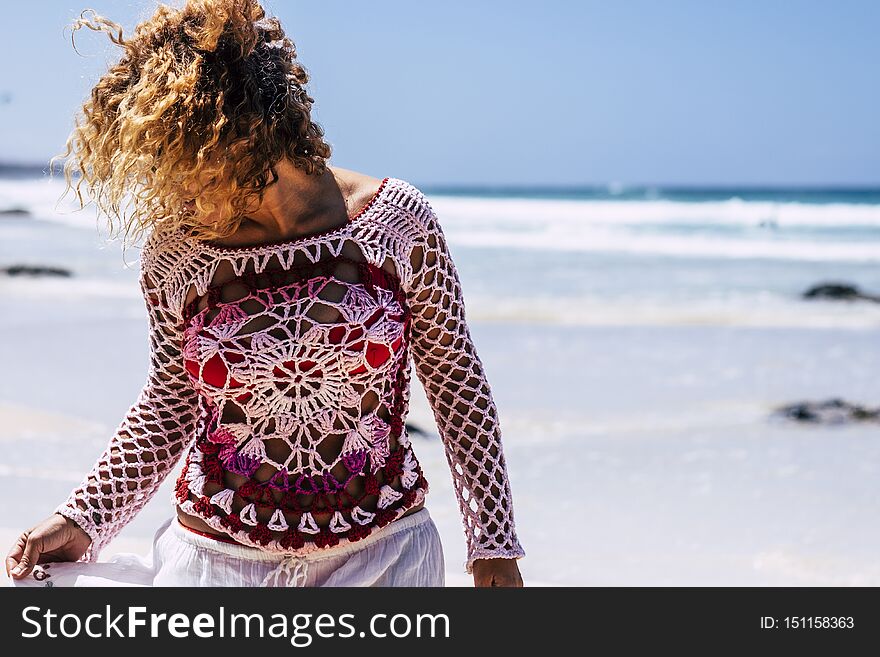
(775, 398), (880, 424)
(851, 406), (880, 421)
(0, 264), (72, 277)
(405, 421), (429, 437)
(802, 282), (880, 303)
(0, 206), (30, 216)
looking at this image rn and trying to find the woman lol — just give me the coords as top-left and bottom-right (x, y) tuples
(5, 0), (525, 587)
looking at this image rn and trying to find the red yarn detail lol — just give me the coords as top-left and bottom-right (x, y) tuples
(347, 523), (373, 542)
(202, 456), (223, 484)
(219, 513), (245, 534)
(192, 496), (215, 518)
(314, 526), (341, 549)
(400, 488), (419, 508)
(248, 523), (274, 546)
(175, 475), (190, 504)
(383, 448), (405, 480)
(386, 327), (411, 439)
(364, 473), (380, 496)
(279, 529), (305, 550)
(237, 481), (258, 499)
(374, 508), (398, 528)
(198, 440), (220, 455)
(280, 491), (302, 512)
(237, 482), (274, 507)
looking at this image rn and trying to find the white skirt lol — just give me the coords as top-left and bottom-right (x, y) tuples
(9, 506), (446, 587)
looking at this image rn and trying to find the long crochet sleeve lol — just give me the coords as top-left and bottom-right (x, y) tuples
(403, 190), (526, 575)
(54, 237), (201, 562)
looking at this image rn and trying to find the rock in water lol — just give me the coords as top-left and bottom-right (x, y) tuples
(405, 421), (429, 437)
(775, 398), (880, 424)
(802, 282), (880, 303)
(0, 264), (72, 277)
(0, 206), (30, 217)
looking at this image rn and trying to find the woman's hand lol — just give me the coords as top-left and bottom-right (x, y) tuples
(5, 513), (92, 579)
(471, 557), (524, 587)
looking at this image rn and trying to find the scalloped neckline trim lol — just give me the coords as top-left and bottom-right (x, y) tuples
(176, 176), (393, 255)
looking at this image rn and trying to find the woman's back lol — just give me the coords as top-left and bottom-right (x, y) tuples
(55, 176), (525, 575)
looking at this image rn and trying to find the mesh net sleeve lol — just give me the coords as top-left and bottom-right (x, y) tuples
(54, 239), (200, 562)
(402, 191), (526, 575)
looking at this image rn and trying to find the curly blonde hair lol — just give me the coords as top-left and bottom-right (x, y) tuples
(50, 0), (333, 248)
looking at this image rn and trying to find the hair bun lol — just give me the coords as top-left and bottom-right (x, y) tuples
(182, 0), (265, 58)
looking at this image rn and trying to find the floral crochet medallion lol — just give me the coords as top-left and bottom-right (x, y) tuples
(56, 177), (525, 575)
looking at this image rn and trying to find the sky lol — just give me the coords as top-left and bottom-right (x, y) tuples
(0, 0), (877, 186)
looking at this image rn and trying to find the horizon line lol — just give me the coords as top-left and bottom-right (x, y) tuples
(1, 160), (878, 191)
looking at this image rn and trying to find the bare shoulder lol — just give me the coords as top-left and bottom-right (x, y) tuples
(329, 166), (386, 208)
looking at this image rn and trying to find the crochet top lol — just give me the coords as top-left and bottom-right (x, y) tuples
(55, 176), (525, 575)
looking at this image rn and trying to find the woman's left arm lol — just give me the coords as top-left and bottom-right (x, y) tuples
(401, 186), (525, 587)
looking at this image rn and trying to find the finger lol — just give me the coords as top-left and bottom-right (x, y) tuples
(11, 535), (42, 579)
(5, 534), (27, 577)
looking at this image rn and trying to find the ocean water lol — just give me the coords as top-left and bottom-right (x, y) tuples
(4, 175), (880, 327)
(1, 173), (879, 585)
(420, 184), (880, 329)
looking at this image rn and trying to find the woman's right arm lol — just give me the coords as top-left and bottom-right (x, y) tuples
(6, 236), (202, 578)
